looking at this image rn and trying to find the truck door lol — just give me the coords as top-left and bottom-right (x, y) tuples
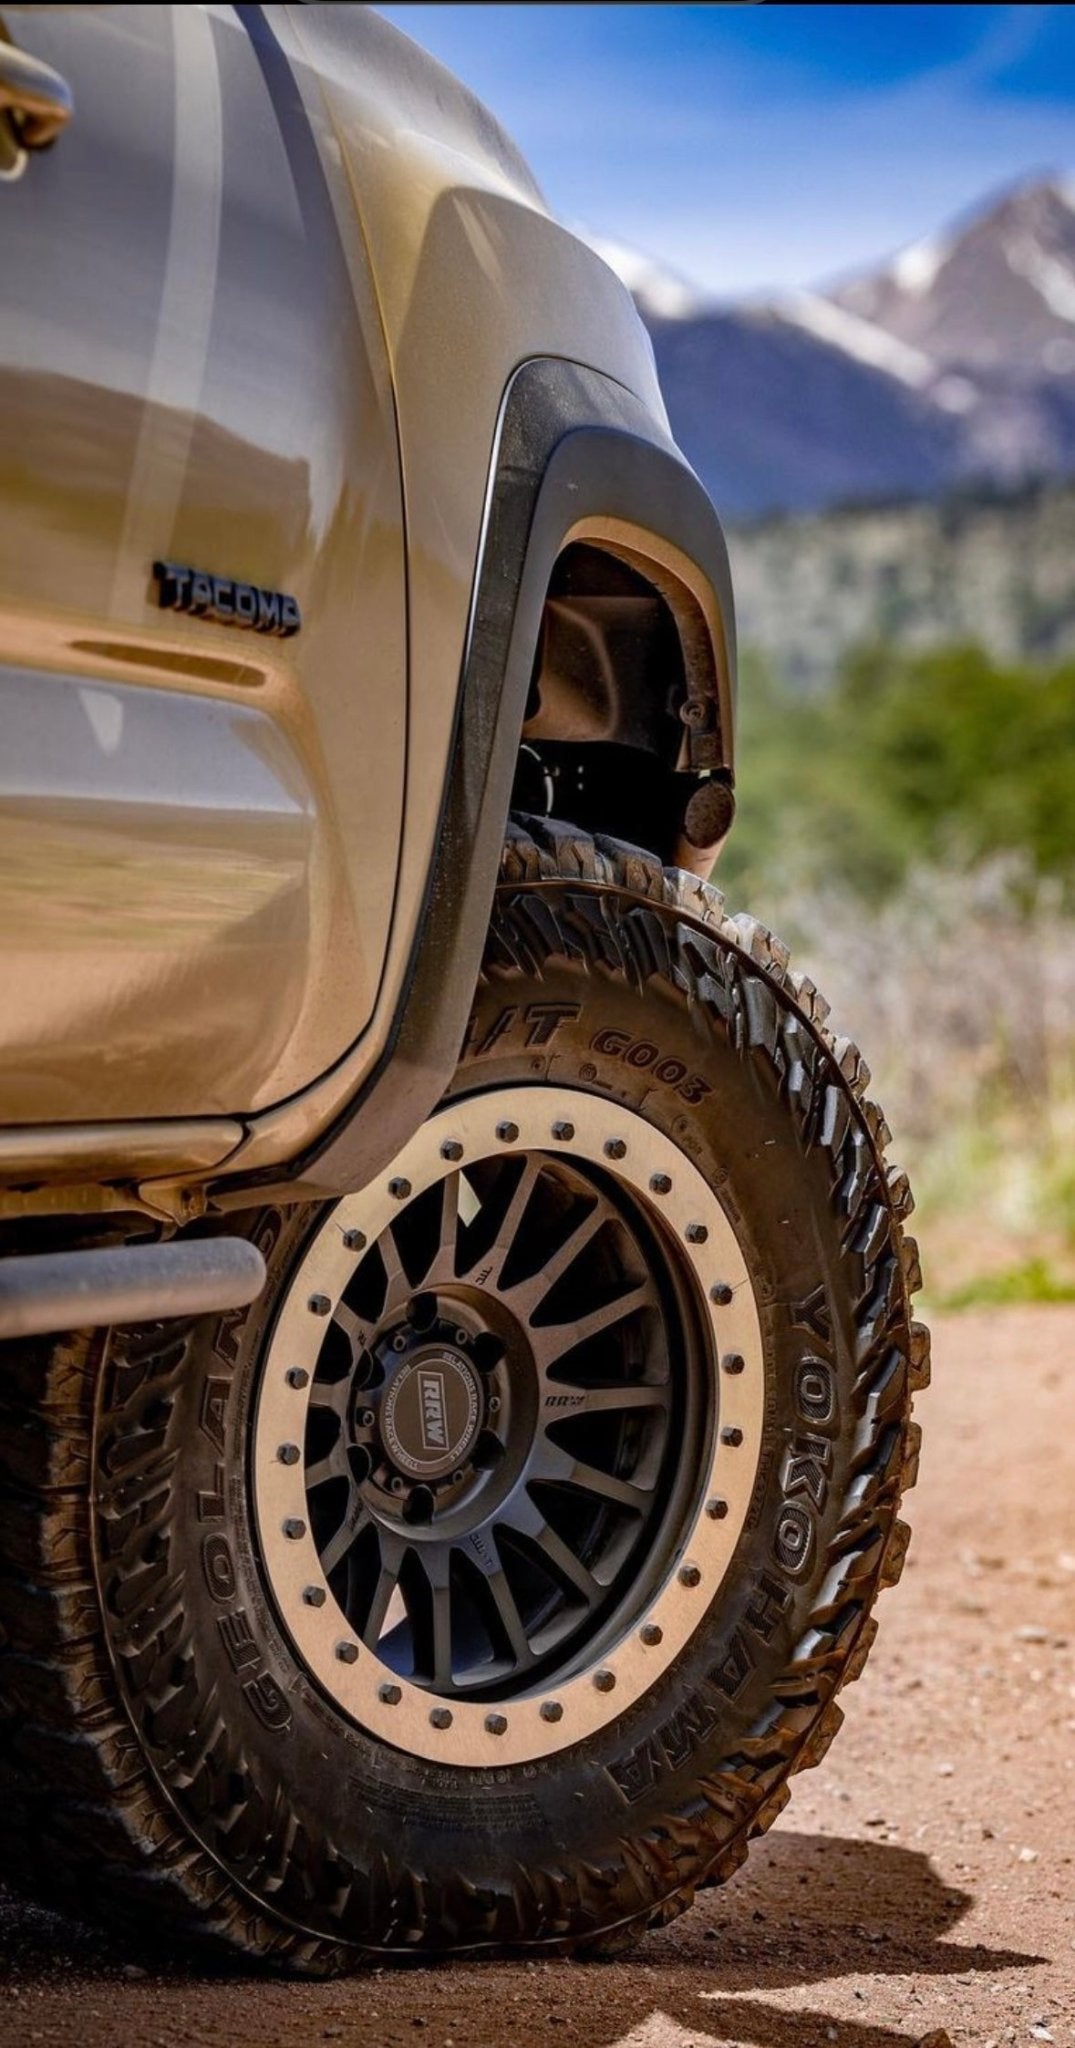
(0, 3), (406, 1124)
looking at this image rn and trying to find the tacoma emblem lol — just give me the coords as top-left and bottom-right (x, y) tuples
(153, 560), (301, 637)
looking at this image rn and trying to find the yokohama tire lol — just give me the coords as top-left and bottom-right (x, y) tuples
(0, 818), (928, 1969)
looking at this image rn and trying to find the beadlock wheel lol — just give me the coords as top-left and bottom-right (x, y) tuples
(253, 1088), (764, 1765)
(0, 822), (925, 1970)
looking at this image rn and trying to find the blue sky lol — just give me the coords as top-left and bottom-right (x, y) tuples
(374, 5), (1075, 298)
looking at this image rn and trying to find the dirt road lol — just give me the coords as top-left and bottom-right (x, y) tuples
(1, 1306), (1072, 2048)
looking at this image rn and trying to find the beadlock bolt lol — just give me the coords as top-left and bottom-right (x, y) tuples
(722, 1352), (745, 1376)
(722, 1426), (744, 1447)
(706, 1497), (729, 1520)
(593, 1669), (616, 1693)
(308, 1294), (331, 1317)
(388, 1177), (411, 1201)
(710, 1283), (733, 1306)
(277, 1442), (300, 1466)
(336, 1642), (359, 1665)
(496, 1120), (519, 1144)
(286, 1367), (309, 1390)
(342, 1228), (366, 1252)
(540, 1700), (563, 1724)
(440, 1140), (464, 1162)
(604, 1138), (627, 1161)
(685, 1222), (708, 1245)
(640, 1623), (663, 1647)
(379, 1683), (402, 1706)
(485, 1712), (508, 1736)
(430, 1706), (453, 1730)
(303, 1586), (326, 1607)
(551, 1120), (575, 1142)
(649, 1173), (672, 1196)
(283, 1517), (306, 1540)
(679, 1562), (702, 1588)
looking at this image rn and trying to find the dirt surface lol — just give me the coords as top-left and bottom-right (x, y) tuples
(1, 1305), (1072, 2048)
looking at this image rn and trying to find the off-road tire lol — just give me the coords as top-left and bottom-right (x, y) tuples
(0, 818), (927, 1970)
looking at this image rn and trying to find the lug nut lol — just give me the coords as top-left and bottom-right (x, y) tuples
(379, 1683), (402, 1705)
(451, 1469), (465, 1486)
(685, 1222), (708, 1245)
(679, 1562), (702, 1588)
(540, 1700), (563, 1723)
(277, 1442), (300, 1466)
(593, 1669), (616, 1693)
(308, 1294), (331, 1317)
(604, 1138), (627, 1160)
(390, 1476), (407, 1495)
(392, 1331), (407, 1352)
(388, 1177), (411, 1201)
(303, 1585), (326, 1607)
(706, 1497), (729, 1520)
(286, 1367), (309, 1389)
(342, 1228), (366, 1252)
(640, 1623), (663, 1647)
(650, 1173), (672, 1196)
(551, 1120), (574, 1142)
(430, 1706), (453, 1730)
(283, 1517), (306, 1540)
(440, 1139), (464, 1162)
(485, 1712), (508, 1736)
(722, 1352), (745, 1376)
(721, 1425), (744, 1447)
(454, 1328), (469, 1347)
(710, 1282), (733, 1305)
(359, 1408), (376, 1429)
(336, 1641), (359, 1664)
(487, 1395), (501, 1416)
(496, 1120), (519, 1144)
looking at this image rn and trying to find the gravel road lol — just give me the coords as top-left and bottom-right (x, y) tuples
(1, 1305), (1072, 2048)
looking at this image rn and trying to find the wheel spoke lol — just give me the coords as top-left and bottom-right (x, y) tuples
(513, 1200), (607, 1314)
(422, 1170), (462, 1284)
(497, 1496), (601, 1607)
(308, 1377), (350, 1419)
(319, 1499), (373, 1578)
(459, 1531), (533, 1667)
(531, 1279), (656, 1364)
(531, 1439), (652, 1515)
(362, 1532), (408, 1648)
(410, 1549), (454, 1689)
(541, 1379), (671, 1418)
(331, 1300), (374, 1360)
(458, 1156), (542, 1282)
(377, 1227), (409, 1315)
(305, 1444), (350, 1491)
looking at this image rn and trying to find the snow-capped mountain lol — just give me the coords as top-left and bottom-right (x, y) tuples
(610, 178), (1075, 519)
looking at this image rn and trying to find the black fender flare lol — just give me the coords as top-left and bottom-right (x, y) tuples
(286, 358), (736, 1195)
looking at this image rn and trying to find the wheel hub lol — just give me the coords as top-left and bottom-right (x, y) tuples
(253, 1087), (764, 1766)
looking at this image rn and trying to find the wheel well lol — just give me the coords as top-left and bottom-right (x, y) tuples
(513, 541), (734, 868)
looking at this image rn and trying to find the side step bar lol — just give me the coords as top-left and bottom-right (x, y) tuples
(0, 1238), (266, 1340)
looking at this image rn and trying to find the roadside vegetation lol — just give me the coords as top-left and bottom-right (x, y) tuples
(719, 643), (1075, 1305)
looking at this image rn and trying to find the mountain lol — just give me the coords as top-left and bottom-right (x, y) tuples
(595, 178), (1075, 519)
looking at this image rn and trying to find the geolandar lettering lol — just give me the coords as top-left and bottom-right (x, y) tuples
(153, 559), (302, 637)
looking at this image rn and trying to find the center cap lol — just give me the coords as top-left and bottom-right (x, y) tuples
(380, 1348), (483, 1480)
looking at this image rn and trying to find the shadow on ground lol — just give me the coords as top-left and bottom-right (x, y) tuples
(0, 1831), (1045, 2048)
